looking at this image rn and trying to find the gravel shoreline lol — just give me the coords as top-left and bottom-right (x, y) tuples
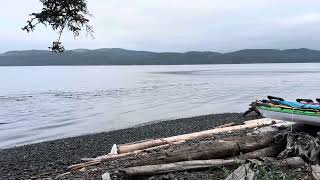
(0, 112), (260, 179)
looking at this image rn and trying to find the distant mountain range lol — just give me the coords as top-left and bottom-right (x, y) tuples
(1, 48), (320, 66)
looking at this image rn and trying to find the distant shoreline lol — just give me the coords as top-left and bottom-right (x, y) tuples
(1, 48), (320, 66)
(0, 112), (259, 179)
(0, 62), (320, 67)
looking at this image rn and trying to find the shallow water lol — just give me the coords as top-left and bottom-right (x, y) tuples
(0, 63), (319, 148)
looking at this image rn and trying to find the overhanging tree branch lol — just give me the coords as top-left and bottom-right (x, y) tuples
(22, 0), (93, 52)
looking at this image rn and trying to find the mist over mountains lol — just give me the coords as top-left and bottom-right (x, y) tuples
(0, 48), (320, 66)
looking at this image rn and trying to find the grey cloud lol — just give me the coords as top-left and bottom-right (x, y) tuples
(1, 0), (320, 53)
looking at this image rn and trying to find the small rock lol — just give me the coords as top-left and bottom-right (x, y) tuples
(102, 172), (111, 180)
(79, 167), (86, 172)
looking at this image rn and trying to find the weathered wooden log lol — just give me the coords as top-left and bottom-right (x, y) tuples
(118, 118), (278, 154)
(277, 132), (320, 164)
(69, 133), (276, 170)
(86, 119), (285, 164)
(272, 157), (306, 167)
(70, 140), (238, 170)
(231, 145), (283, 160)
(137, 133), (276, 166)
(250, 157), (306, 168)
(120, 157), (305, 177)
(71, 141), (186, 170)
(120, 159), (244, 176)
(81, 141), (186, 162)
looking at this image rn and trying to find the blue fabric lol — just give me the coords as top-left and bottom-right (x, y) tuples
(271, 99), (320, 110)
(302, 104), (320, 110)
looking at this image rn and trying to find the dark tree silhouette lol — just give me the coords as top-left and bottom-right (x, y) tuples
(22, 0), (93, 52)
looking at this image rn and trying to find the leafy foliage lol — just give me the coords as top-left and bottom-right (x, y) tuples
(252, 162), (292, 180)
(22, 0), (93, 52)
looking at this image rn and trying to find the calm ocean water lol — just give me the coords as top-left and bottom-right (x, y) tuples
(1, 63), (320, 148)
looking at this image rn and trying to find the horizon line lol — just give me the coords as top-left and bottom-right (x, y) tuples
(0, 47), (317, 55)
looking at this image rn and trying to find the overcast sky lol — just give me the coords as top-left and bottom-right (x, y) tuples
(1, 0), (320, 53)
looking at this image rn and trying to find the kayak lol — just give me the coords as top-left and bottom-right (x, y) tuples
(245, 96), (320, 125)
(257, 105), (320, 125)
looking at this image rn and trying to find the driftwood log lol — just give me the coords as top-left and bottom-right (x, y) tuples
(231, 145), (283, 160)
(74, 119), (281, 167)
(69, 128), (280, 170)
(81, 140), (186, 162)
(120, 159), (244, 176)
(117, 118), (279, 154)
(69, 118), (287, 171)
(147, 134), (276, 165)
(119, 157), (305, 177)
(277, 132), (320, 164)
(254, 157), (306, 167)
(271, 157), (306, 167)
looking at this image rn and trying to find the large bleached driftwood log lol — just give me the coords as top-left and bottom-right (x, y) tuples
(97, 119), (285, 163)
(81, 141), (186, 162)
(68, 132), (277, 170)
(120, 159), (244, 176)
(117, 118), (279, 154)
(129, 133), (276, 166)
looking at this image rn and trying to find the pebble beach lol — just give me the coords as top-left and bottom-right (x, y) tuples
(0, 112), (260, 179)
